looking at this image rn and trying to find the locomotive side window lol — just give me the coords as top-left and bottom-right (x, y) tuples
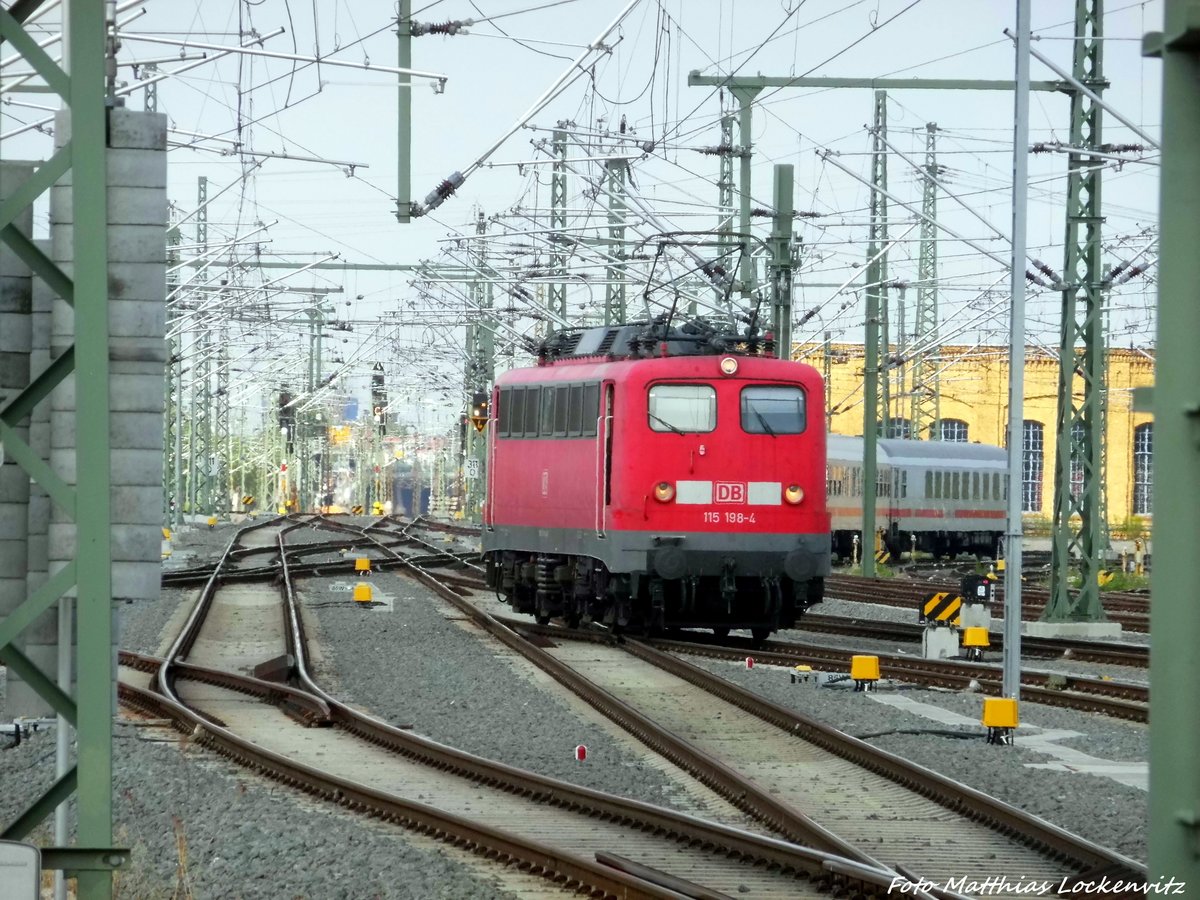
(540, 387), (557, 436)
(508, 388), (525, 437)
(497, 388), (510, 437)
(582, 383), (601, 437)
(567, 384), (584, 436)
(554, 385), (569, 435)
(740, 386), (805, 434)
(648, 384), (716, 433)
(523, 387), (540, 436)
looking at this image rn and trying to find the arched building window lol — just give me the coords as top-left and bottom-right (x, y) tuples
(1022, 420), (1044, 512)
(1133, 423), (1153, 515)
(886, 417), (911, 439)
(939, 419), (969, 442)
(1069, 420), (1086, 499)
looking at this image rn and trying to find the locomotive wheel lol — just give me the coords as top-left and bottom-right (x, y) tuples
(534, 613), (552, 625)
(750, 627), (771, 645)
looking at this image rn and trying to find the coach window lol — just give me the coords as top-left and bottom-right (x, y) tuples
(582, 383), (601, 437)
(973, 472), (981, 500)
(567, 384), (584, 436)
(648, 384), (716, 433)
(523, 387), (541, 437)
(741, 386), (805, 434)
(925, 470), (933, 498)
(934, 471), (942, 499)
(951, 472), (961, 500)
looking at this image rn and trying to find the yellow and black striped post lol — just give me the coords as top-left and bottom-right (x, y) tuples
(919, 591), (962, 626)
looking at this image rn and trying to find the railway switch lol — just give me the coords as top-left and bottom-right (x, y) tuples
(850, 655), (880, 691)
(353, 583), (373, 604)
(982, 698), (1019, 745)
(354, 557), (372, 574)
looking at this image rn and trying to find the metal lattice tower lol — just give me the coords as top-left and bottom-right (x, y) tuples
(164, 215), (181, 523)
(604, 158), (627, 325)
(0, 3), (127, 891)
(1047, 0), (1107, 623)
(716, 107), (735, 294)
(188, 176), (212, 514)
(866, 90), (891, 436)
(548, 124), (568, 321)
(911, 122), (941, 440)
(214, 328), (231, 512)
(464, 211), (494, 519)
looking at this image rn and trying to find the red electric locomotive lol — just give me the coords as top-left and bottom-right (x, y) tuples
(482, 320), (830, 640)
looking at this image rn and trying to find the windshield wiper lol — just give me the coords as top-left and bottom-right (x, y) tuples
(648, 412), (685, 436)
(752, 408), (777, 438)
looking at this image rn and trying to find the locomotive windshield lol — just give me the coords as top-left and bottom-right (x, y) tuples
(741, 386), (806, 434)
(647, 384), (716, 433)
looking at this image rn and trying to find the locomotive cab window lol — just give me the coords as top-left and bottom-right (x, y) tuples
(647, 384), (716, 433)
(740, 386), (806, 434)
(523, 387), (540, 436)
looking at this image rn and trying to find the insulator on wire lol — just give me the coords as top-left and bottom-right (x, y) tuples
(411, 19), (472, 36)
(413, 171), (464, 217)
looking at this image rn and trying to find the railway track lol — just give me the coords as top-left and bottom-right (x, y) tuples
(644, 631), (1148, 723)
(131, 515), (913, 898)
(322, 519), (1147, 896)
(825, 574), (1150, 633)
(796, 613), (1150, 669)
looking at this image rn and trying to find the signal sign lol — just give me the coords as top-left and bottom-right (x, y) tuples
(242, 495), (254, 507)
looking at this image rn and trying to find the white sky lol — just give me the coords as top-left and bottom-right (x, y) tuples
(2, 0), (1164, 433)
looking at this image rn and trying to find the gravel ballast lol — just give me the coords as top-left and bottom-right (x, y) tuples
(2, 521), (1150, 897)
(681, 652), (1148, 862)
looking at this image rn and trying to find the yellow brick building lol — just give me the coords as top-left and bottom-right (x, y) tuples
(800, 344), (1155, 533)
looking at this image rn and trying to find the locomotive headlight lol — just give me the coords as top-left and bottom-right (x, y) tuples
(654, 481), (676, 502)
(719, 356), (739, 376)
(784, 484), (805, 504)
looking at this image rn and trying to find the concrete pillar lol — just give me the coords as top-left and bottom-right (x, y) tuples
(0, 163), (36, 716)
(48, 108), (168, 702)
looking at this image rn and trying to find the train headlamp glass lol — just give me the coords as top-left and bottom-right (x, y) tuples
(719, 356), (738, 376)
(784, 484), (805, 504)
(654, 481), (676, 502)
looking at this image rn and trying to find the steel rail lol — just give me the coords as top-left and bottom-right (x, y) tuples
(136, 520), (916, 898)
(642, 632), (1148, 722)
(606, 633), (1147, 884)
(825, 574), (1150, 632)
(797, 613), (1149, 668)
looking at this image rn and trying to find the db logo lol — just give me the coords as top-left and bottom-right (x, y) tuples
(715, 482), (746, 504)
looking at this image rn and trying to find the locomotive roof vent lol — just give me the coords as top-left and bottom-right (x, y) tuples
(538, 317), (776, 363)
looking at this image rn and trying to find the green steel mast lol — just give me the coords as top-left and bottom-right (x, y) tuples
(0, 1), (126, 892)
(1046, 0), (1108, 624)
(911, 123), (941, 440)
